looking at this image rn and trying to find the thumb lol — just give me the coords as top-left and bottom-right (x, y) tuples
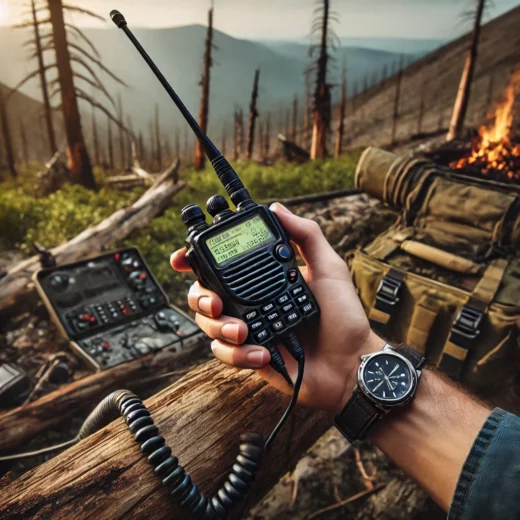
(270, 203), (347, 279)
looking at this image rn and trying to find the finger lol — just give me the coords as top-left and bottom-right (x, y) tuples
(170, 248), (192, 272)
(188, 282), (223, 318)
(211, 340), (271, 369)
(196, 314), (248, 344)
(269, 203), (347, 278)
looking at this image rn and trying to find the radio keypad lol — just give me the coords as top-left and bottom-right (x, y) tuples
(246, 285), (316, 344)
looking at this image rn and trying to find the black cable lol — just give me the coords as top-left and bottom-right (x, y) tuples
(0, 335), (306, 520)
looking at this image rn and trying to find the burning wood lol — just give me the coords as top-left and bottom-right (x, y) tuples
(450, 69), (520, 180)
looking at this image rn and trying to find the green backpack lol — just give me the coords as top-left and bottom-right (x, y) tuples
(350, 147), (520, 392)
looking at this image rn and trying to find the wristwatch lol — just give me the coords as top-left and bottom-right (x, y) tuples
(334, 344), (424, 443)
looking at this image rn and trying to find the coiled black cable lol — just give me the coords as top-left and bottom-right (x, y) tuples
(0, 334), (305, 520)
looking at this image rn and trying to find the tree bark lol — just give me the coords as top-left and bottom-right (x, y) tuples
(391, 55), (404, 147)
(107, 115), (114, 170)
(446, 0), (486, 141)
(0, 162), (184, 314)
(291, 96), (298, 143)
(194, 7), (214, 170)
(246, 69), (260, 160)
(334, 63), (347, 159)
(0, 87), (18, 178)
(0, 338), (206, 454)
(31, 0), (57, 156)
(303, 71), (311, 151)
(117, 94), (126, 170)
(154, 104), (162, 171)
(19, 119), (29, 168)
(91, 107), (100, 167)
(48, 0), (95, 189)
(0, 361), (329, 520)
(234, 108), (244, 161)
(310, 0), (331, 160)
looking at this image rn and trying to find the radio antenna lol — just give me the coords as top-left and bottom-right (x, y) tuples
(110, 10), (253, 207)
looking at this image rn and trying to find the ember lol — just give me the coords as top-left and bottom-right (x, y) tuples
(451, 69), (520, 180)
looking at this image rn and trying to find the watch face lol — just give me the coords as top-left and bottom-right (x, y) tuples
(362, 354), (414, 403)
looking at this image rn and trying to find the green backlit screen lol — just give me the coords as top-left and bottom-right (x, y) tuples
(206, 215), (274, 265)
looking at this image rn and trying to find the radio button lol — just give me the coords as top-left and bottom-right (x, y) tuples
(302, 303), (315, 315)
(276, 294), (290, 305)
(249, 320), (264, 331)
(290, 285), (304, 297)
(254, 329), (271, 343)
(271, 320), (284, 332)
(284, 310), (301, 324)
(261, 302), (275, 314)
(288, 269), (298, 283)
(282, 302), (294, 313)
(243, 310), (260, 322)
(266, 311), (280, 322)
(296, 294), (309, 306)
(275, 244), (293, 262)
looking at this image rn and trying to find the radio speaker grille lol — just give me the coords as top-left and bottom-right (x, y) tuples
(221, 250), (286, 302)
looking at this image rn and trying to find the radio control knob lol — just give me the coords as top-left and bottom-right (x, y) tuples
(181, 204), (206, 228)
(206, 195), (230, 217)
(275, 244), (293, 262)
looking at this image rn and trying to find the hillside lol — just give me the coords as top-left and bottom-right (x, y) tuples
(0, 24), (404, 139)
(341, 5), (520, 149)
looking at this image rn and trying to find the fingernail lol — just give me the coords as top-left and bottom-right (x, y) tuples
(246, 349), (269, 368)
(221, 323), (241, 343)
(211, 341), (220, 356)
(198, 296), (212, 315)
(270, 202), (290, 215)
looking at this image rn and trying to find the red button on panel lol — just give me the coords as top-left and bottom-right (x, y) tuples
(102, 342), (111, 350)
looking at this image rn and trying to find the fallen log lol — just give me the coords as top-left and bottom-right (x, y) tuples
(0, 161), (184, 314)
(261, 188), (359, 208)
(0, 335), (208, 454)
(0, 360), (330, 519)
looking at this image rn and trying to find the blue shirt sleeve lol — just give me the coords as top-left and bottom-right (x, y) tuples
(448, 408), (520, 520)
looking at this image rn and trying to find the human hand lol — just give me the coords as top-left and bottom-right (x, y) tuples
(170, 203), (384, 413)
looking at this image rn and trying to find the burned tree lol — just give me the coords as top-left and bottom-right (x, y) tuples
(19, 119), (30, 168)
(303, 70), (312, 151)
(447, 0), (487, 141)
(309, 0), (338, 159)
(0, 87), (18, 178)
(391, 55), (405, 147)
(91, 106), (100, 167)
(154, 104), (162, 171)
(246, 69), (260, 160)
(291, 95), (299, 143)
(117, 93), (126, 169)
(107, 115), (114, 171)
(334, 61), (347, 158)
(194, 6), (215, 170)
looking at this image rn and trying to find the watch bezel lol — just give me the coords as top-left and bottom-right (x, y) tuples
(358, 350), (418, 409)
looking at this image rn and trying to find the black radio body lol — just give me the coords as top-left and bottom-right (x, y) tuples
(33, 248), (201, 371)
(184, 204), (319, 352)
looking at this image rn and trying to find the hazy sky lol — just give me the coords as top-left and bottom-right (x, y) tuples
(0, 0), (519, 40)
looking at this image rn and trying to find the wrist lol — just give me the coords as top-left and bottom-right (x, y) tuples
(334, 331), (386, 414)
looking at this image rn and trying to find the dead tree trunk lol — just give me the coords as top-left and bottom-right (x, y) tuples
(117, 94), (126, 170)
(107, 115), (114, 170)
(310, 0), (332, 160)
(31, 0), (57, 156)
(48, 0), (95, 189)
(91, 107), (100, 167)
(391, 55), (404, 147)
(291, 95), (298, 143)
(194, 7), (214, 170)
(0, 361), (329, 520)
(0, 162), (184, 313)
(447, 0), (486, 141)
(303, 71), (311, 151)
(257, 121), (264, 161)
(334, 63), (347, 159)
(19, 119), (29, 169)
(246, 69), (260, 160)
(138, 131), (145, 165)
(154, 104), (162, 171)
(0, 88), (17, 178)
(417, 77), (427, 135)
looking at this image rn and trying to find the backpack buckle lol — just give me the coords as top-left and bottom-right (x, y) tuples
(450, 305), (484, 348)
(374, 273), (404, 314)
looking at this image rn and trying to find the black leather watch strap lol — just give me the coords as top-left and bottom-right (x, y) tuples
(333, 389), (382, 443)
(385, 344), (425, 370)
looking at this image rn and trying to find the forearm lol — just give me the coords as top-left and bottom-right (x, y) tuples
(369, 364), (491, 511)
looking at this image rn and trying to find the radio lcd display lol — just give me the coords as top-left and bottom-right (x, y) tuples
(206, 216), (274, 265)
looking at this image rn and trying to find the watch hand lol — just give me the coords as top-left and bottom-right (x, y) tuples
(388, 365), (399, 378)
(373, 379), (385, 392)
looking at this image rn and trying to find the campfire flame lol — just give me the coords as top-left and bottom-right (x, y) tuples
(451, 69), (520, 179)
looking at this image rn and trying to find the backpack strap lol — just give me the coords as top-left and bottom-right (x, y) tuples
(406, 296), (439, 356)
(369, 268), (405, 333)
(438, 258), (508, 379)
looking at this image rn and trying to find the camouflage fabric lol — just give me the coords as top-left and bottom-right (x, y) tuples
(351, 147), (520, 383)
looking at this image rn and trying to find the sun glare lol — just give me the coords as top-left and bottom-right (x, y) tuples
(0, 3), (7, 22)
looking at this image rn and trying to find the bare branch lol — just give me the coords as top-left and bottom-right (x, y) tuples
(62, 5), (105, 22)
(70, 53), (127, 87)
(7, 64), (57, 95)
(72, 71), (117, 110)
(65, 23), (100, 59)
(75, 88), (129, 133)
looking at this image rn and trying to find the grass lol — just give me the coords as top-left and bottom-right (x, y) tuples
(0, 152), (361, 304)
